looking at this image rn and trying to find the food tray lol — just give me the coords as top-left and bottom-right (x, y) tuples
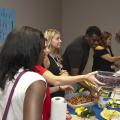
(65, 92), (98, 109)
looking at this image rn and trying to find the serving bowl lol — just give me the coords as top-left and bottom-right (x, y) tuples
(95, 71), (120, 88)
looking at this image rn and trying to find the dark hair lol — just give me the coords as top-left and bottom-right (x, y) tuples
(0, 26), (45, 89)
(102, 31), (111, 40)
(85, 26), (101, 37)
(101, 31), (114, 56)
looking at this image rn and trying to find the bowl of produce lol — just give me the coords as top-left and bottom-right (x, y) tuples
(95, 71), (120, 88)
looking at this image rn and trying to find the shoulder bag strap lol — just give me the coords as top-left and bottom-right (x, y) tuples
(2, 70), (27, 120)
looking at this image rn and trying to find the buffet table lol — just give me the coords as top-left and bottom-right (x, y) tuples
(68, 104), (120, 120)
(67, 71), (120, 119)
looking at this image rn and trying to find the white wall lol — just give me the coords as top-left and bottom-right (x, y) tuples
(1, 0), (120, 73)
(0, 0), (61, 31)
(62, 0), (120, 73)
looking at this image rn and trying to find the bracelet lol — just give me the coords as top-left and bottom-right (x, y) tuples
(59, 85), (62, 91)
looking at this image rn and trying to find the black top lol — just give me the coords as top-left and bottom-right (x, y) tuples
(48, 55), (61, 75)
(63, 36), (90, 75)
(92, 48), (115, 72)
(48, 55), (64, 97)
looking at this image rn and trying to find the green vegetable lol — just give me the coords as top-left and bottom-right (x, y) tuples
(87, 114), (90, 118)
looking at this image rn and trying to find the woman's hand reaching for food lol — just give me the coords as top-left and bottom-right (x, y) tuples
(85, 71), (105, 85)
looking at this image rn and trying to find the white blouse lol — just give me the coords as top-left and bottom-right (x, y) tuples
(0, 69), (46, 120)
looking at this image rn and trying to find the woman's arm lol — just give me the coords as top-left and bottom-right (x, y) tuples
(95, 46), (120, 62)
(101, 54), (120, 62)
(50, 85), (74, 93)
(50, 86), (60, 93)
(43, 70), (84, 85)
(23, 80), (46, 120)
(43, 70), (103, 86)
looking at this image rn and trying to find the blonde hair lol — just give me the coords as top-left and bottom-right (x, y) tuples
(44, 29), (62, 62)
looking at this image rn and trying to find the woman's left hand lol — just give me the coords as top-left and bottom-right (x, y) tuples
(85, 71), (105, 88)
(60, 85), (74, 93)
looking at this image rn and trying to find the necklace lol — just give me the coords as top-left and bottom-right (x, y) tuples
(49, 54), (63, 71)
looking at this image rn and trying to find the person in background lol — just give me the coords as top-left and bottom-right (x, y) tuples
(102, 31), (120, 71)
(92, 31), (120, 72)
(44, 29), (67, 75)
(44, 28), (69, 97)
(115, 31), (120, 74)
(104, 32), (114, 56)
(62, 26), (102, 92)
(63, 26), (102, 75)
(0, 26), (46, 120)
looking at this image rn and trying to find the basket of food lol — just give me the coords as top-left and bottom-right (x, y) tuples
(65, 92), (98, 109)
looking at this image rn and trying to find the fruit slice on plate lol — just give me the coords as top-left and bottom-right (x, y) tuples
(101, 108), (120, 120)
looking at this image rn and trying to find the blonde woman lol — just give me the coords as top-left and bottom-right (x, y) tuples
(44, 29), (68, 97)
(44, 29), (64, 73)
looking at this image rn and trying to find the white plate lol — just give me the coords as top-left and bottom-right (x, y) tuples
(101, 108), (120, 120)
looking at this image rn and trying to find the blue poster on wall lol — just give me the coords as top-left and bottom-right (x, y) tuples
(0, 8), (16, 44)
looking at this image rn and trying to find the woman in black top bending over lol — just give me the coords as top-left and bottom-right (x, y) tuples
(92, 31), (120, 72)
